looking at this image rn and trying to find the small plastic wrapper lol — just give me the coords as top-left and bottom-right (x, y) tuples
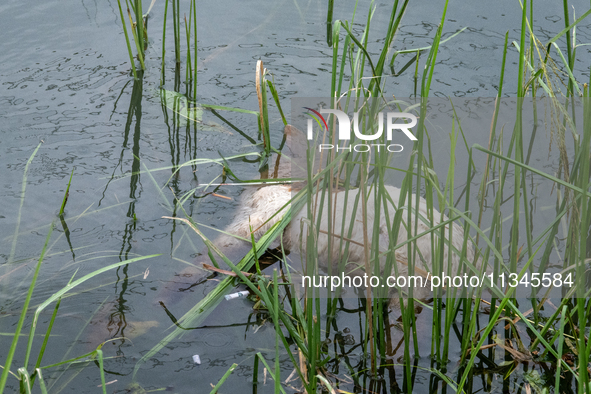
(224, 290), (250, 301)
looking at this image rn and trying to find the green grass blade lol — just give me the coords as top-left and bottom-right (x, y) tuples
(59, 168), (74, 216)
(208, 364), (238, 394)
(255, 355), (288, 394)
(19, 253), (160, 375)
(192, 0), (197, 98)
(551, 42), (582, 96)
(472, 143), (591, 197)
(8, 142), (42, 266)
(555, 305), (568, 392)
(116, 0), (138, 79)
(546, 8), (591, 47)
(160, 0), (168, 85)
(35, 369), (47, 394)
(17, 368), (32, 394)
(390, 27), (467, 66)
(30, 272), (78, 386)
(96, 349), (106, 394)
(371, 0), (411, 95)
(0, 223), (54, 393)
(266, 80), (287, 126)
(126, 7), (146, 71)
(273, 270), (280, 394)
(420, 0), (450, 97)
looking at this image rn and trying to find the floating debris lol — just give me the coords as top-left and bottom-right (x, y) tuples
(192, 355), (201, 365)
(224, 290), (250, 301)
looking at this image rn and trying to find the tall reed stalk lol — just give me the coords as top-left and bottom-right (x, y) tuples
(116, 0), (147, 78)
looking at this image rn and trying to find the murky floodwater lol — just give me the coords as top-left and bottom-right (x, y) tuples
(1, 0), (590, 392)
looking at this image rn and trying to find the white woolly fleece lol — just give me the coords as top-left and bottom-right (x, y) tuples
(220, 184), (485, 295)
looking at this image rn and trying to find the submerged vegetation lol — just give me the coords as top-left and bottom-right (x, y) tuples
(2, 0), (591, 393)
